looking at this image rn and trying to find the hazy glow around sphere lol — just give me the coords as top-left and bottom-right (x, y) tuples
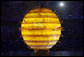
(21, 8), (61, 50)
(59, 2), (64, 7)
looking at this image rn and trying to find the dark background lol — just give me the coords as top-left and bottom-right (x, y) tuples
(1, 1), (83, 56)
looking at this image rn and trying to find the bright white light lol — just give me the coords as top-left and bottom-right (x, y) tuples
(59, 2), (64, 7)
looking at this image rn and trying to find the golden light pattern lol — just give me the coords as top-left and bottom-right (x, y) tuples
(21, 8), (61, 50)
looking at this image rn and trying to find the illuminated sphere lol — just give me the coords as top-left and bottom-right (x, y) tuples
(21, 8), (61, 50)
(59, 2), (64, 7)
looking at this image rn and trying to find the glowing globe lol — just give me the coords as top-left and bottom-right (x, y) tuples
(21, 8), (61, 50)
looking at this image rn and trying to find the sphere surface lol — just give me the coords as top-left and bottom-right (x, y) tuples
(21, 8), (61, 50)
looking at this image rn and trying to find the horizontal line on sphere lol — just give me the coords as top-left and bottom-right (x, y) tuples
(25, 13), (56, 16)
(21, 30), (61, 35)
(30, 47), (51, 49)
(21, 23), (61, 26)
(24, 16), (57, 18)
(26, 41), (57, 45)
(22, 18), (60, 24)
(23, 35), (60, 41)
(22, 22), (60, 24)
(21, 24), (61, 29)
(21, 27), (61, 30)
(22, 35), (60, 37)
(28, 12), (54, 13)
(23, 18), (59, 21)
(30, 45), (53, 47)
(31, 47), (50, 50)
(25, 40), (57, 42)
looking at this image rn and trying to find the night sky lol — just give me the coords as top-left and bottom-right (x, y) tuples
(1, 1), (83, 56)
